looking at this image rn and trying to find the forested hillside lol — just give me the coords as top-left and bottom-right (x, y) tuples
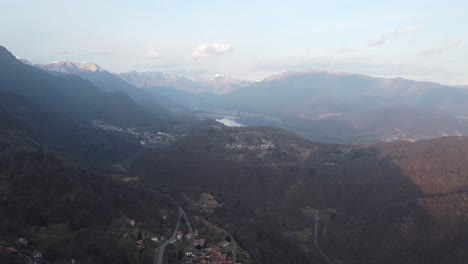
(132, 125), (468, 264)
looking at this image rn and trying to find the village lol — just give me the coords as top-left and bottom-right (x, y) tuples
(140, 192), (248, 264)
(0, 192), (248, 264)
(224, 136), (277, 151)
(168, 227), (241, 264)
(142, 203), (244, 264)
(91, 119), (176, 147)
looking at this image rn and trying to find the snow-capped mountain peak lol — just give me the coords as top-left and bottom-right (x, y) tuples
(117, 71), (254, 94)
(37, 60), (105, 74)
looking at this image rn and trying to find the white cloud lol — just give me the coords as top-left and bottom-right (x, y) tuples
(420, 40), (462, 56)
(192, 43), (233, 58)
(367, 26), (419, 47)
(335, 47), (356, 54)
(146, 50), (161, 59)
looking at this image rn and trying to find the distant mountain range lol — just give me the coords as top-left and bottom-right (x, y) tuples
(221, 69), (468, 116)
(117, 71), (254, 94)
(14, 48), (468, 144)
(37, 60), (105, 73)
(36, 60), (135, 94)
(35, 61), (195, 115)
(149, 69), (468, 143)
(0, 46), (203, 164)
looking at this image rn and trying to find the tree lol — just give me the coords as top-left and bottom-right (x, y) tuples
(177, 250), (184, 260)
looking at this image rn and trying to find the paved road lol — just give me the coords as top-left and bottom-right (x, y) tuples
(154, 205), (195, 264)
(183, 206), (239, 263)
(154, 200), (235, 264)
(309, 209), (319, 247)
(301, 206), (334, 264)
(155, 208), (183, 264)
(228, 235), (238, 263)
(179, 206), (194, 250)
(188, 202), (224, 209)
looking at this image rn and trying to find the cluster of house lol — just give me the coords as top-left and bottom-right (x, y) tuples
(181, 232), (241, 264)
(224, 138), (276, 151)
(168, 230), (192, 245)
(187, 244), (241, 264)
(0, 238), (43, 264)
(176, 230), (193, 241)
(91, 120), (176, 147)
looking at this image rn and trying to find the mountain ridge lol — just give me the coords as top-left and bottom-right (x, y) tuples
(118, 71), (254, 94)
(0, 46), (183, 132)
(37, 60), (105, 73)
(156, 69), (468, 143)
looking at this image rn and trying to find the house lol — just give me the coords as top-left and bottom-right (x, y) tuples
(185, 251), (195, 257)
(135, 240), (145, 252)
(220, 241), (230, 247)
(151, 236), (161, 242)
(16, 238), (28, 248)
(5, 247), (19, 254)
(129, 219), (135, 227)
(194, 239), (205, 247)
(176, 231), (183, 240)
(20, 249), (43, 264)
(194, 229), (199, 237)
(184, 232), (192, 240)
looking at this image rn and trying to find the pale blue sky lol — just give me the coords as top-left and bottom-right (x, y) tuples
(1, 0), (468, 84)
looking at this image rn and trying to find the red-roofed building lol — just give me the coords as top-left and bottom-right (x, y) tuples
(5, 247), (19, 254)
(194, 239), (205, 247)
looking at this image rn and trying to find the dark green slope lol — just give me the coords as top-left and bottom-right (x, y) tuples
(0, 46), (174, 131)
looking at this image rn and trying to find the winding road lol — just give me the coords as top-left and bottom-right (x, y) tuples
(154, 207), (183, 264)
(154, 205), (196, 264)
(179, 206), (194, 250)
(154, 202), (238, 264)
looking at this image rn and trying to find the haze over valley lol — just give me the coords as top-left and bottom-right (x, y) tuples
(33, 57), (468, 144)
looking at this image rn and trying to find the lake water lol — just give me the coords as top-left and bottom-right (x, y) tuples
(216, 117), (244, 127)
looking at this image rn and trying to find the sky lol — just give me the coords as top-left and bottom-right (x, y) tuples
(1, 0), (468, 84)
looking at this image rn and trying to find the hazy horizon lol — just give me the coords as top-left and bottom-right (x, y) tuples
(2, 0), (468, 85)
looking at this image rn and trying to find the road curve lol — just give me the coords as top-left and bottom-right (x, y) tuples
(155, 208), (183, 264)
(179, 206), (194, 250)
